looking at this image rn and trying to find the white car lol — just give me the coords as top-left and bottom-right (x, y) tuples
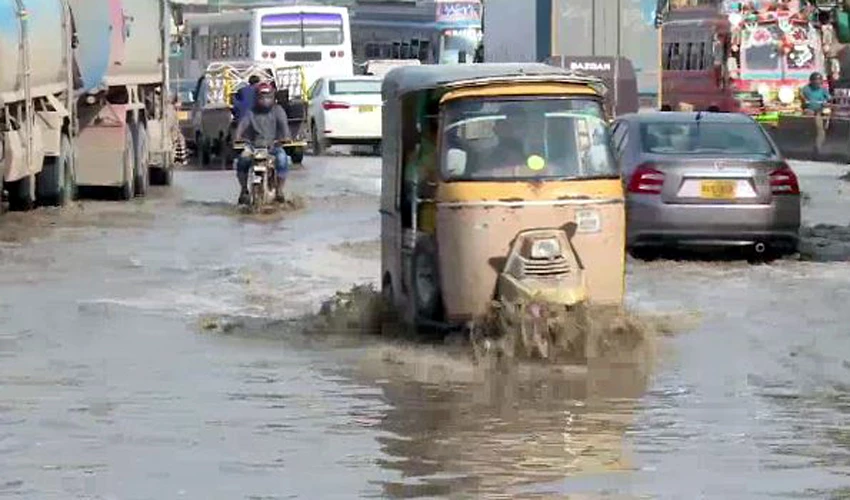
(307, 75), (383, 155)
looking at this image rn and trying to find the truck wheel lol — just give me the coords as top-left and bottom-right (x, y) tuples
(150, 166), (173, 186)
(119, 126), (136, 201)
(132, 123), (150, 197)
(7, 176), (34, 211)
(290, 147), (304, 164)
(36, 134), (75, 207)
(199, 136), (211, 166)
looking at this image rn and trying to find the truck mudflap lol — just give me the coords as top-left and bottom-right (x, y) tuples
(766, 114), (850, 163)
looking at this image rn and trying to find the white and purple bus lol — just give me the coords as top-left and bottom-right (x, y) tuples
(183, 5), (354, 88)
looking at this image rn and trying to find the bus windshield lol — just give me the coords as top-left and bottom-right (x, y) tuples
(261, 12), (345, 46)
(440, 97), (617, 181)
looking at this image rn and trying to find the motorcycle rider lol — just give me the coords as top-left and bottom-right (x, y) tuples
(233, 82), (292, 204)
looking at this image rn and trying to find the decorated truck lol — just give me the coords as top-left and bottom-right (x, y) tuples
(656, 0), (827, 118)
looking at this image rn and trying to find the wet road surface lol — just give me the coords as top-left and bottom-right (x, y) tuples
(1, 157), (850, 498)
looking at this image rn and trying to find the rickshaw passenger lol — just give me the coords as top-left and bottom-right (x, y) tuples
(403, 124), (438, 195)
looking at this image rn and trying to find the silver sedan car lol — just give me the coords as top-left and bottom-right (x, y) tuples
(611, 112), (801, 259)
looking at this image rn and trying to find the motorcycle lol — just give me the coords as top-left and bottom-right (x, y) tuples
(233, 141), (279, 212)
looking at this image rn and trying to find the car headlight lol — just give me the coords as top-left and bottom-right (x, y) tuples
(757, 83), (772, 101)
(530, 237), (561, 259)
(778, 85), (795, 104)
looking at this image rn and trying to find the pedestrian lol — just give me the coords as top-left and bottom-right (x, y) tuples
(800, 71), (831, 157)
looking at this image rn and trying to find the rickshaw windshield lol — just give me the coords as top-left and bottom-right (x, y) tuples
(440, 97), (618, 181)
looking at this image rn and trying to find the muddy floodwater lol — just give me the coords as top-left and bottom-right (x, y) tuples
(2, 158), (850, 498)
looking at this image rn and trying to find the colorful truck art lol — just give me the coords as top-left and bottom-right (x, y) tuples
(722, 0), (827, 123)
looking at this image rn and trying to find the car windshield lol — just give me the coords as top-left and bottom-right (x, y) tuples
(639, 121), (775, 156)
(329, 79), (381, 95)
(440, 97), (617, 181)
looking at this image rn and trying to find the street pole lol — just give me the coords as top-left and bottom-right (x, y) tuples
(614, 0), (620, 115)
(591, 0), (596, 56)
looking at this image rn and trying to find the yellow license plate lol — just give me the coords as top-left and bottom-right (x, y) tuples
(700, 180), (736, 199)
(177, 110), (189, 121)
(359, 105), (375, 113)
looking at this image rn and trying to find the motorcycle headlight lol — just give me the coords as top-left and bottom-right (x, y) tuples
(530, 237), (561, 260)
(778, 85), (795, 104)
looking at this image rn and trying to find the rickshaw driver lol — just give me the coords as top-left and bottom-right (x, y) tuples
(483, 104), (545, 176)
(233, 82), (292, 204)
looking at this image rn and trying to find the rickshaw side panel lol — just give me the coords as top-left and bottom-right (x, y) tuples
(435, 191), (626, 323)
(380, 78), (403, 308)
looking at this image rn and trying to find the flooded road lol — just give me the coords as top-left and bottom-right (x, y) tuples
(1, 157), (850, 498)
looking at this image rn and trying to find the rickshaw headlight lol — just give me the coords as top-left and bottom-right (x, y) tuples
(530, 238), (562, 260)
(778, 86), (795, 104)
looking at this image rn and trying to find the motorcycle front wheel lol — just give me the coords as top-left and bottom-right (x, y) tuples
(250, 179), (264, 213)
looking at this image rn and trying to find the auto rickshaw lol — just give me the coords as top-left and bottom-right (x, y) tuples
(380, 63), (626, 360)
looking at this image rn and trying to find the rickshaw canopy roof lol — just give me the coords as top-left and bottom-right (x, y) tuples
(381, 63), (607, 101)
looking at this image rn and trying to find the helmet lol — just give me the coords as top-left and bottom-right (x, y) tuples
(255, 82), (275, 110)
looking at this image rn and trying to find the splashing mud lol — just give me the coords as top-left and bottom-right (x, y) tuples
(180, 195), (306, 222)
(308, 284), (699, 367)
(799, 224), (850, 262)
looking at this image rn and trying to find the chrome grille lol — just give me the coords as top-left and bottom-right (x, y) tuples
(522, 256), (571, 277)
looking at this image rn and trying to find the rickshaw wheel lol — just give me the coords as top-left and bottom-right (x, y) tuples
(412, 239), (441, 322)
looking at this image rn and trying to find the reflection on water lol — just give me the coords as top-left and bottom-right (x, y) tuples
(340, 346), (652, 498)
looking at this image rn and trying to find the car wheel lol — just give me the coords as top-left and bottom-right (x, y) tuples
(311, 121), (325, 156)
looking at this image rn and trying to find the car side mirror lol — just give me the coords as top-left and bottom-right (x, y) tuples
(445, 148), (467, 176)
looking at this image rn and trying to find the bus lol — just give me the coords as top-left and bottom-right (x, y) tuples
(182, 5), (354, 89)
(349, 0), (482, 65)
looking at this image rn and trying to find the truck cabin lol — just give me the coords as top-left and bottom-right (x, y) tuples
(661, 1), (827, 114)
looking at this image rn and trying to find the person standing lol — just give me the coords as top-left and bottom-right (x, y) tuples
(800, 72), (832, 158)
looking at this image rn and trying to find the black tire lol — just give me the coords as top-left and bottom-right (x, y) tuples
(119, 126), (136, 201)
(290, 147), (304, 164)
(629, 247), (660, 261)
(250, 181), (263, 213)
(200, 137), (211, 166)
(7, 176), (34, 211)
(36, 134), (74, 207)
(412, 238), (441, 322)
(149, 166), (173, 186)
(311, 121), (324, 156)
(132, 123), (149, 197)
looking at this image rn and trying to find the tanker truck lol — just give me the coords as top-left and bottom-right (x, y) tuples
(0, 0), (76, 210)
(0, 0), (174, 212)
(71, 0), (174, 199)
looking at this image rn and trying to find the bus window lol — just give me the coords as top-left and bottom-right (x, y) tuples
(392, 42), (401, 59)
(222, 35), (230, 58)
(419, 40), (430, 62)
(401, 42), (410, 59)
(190, 28), (199, 59)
